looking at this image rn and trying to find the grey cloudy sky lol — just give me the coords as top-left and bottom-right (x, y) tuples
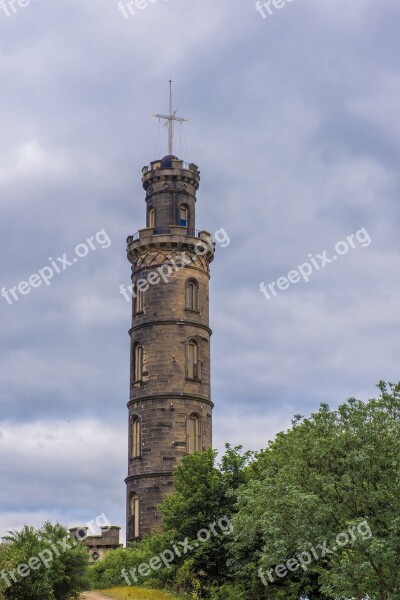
(0, 0), (399, 539)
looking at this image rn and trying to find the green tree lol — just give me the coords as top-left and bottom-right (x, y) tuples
(0, 522), (89, 600)
(161, 445), (253, 533)
(229, 381), (400, 599)
(159, 445), (252, 595)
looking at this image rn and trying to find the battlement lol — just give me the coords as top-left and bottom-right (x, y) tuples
(142, 155), (200, 194)
(142, 156), (199, 176)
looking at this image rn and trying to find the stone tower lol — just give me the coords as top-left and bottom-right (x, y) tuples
(125, 154), (214, 542)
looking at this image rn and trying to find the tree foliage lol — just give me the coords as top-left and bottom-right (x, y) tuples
(89, 445), (253, 596)
(0, 522), (89, 600)
(90, 381), (400, 599)
(229, 381), (400, 599)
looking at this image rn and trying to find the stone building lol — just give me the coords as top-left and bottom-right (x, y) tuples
(69, 526), (121, 561)
(125, 154), (215, 542)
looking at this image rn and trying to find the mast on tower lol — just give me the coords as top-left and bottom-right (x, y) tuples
(154, 81), (188, 155)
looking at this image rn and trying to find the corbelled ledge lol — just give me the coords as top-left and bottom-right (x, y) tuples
(127, 227), (215, 251)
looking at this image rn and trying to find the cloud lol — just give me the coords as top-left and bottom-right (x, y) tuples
(0, 0), (399, 536)
(0, 420), (125, 538)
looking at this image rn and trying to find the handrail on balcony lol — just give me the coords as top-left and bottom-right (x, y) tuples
(128, 227), (204, 240)
(143, 160), (193, 173)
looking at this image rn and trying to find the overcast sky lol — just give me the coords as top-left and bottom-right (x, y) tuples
(0, 0), (399, 541)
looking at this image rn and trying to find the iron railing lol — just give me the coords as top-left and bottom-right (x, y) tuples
(129, 227), (203, 240)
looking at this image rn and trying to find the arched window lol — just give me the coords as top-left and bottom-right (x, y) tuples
(187, 340), (200, 379)
(133, 343), (143, 382)
(187, 414), (200, 454)
(130, 493), (140, 539)
(185, 279), (199, 311)
(179, 205), (188, 226)
(134, 285), (144, 314)
(148, 207), (155, 228)
(131, 416), (141, 458)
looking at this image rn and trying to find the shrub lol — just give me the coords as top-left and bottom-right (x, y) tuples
(0, 522), (89, 600)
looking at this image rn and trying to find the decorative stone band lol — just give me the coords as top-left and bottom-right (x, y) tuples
(125, 471), (174, 483)
(127, 393), (214, 409)
(129, 320), (212, 336)
(128, 243), (214, 274)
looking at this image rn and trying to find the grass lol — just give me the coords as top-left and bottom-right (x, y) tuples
(99, 587), (187, 600)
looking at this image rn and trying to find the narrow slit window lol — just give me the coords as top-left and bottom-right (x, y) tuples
(148, 208), (155, 228)
(187, 414), (200, 454)
(134, 286), (144, 314)
(131, 417), (141, 458)
(179, 206), (188, 226)
(187, 340), (198, 379)
(133, 344), (143, 382)
(185, 279), (199, 310)
(130, 494), (140, 538)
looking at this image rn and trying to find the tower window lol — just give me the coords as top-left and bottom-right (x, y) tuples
(179, 205), (188, 227)
(185, 279), (199, 311)
(130, 494), (140, 539)
(133, 343), (143, 382)
(134, 285), (144, 314)
(187, 339), (200, 380)
(131, 416), (141, 458)
(148, 207), (155, 228)
(187, 414), (200, 454)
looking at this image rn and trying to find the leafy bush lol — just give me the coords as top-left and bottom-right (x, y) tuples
(88, 532), (180, 590)
(0, 522), (89, 600)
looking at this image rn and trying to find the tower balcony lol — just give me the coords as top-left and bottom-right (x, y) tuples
(129, 226), (205, 242)
(127, 226), (215, 267)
